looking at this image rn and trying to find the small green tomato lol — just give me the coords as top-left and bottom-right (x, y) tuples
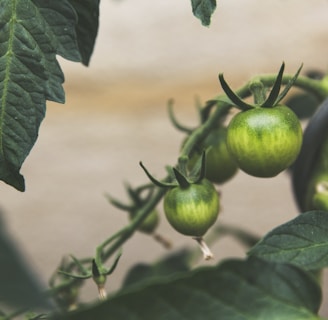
(185, 128), (238, 184)
(226, 105), (303, 177)
(203, 127), (238, 183)
(130, 209), (159, 234)
(163, 179), (220, 237)
(312, 181), (328, 210)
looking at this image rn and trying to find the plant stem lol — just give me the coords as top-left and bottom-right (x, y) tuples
(100, 187), (167, 261)
(248, 80), (266, 105)
(98, 285), (107, 301)
(152, 232), (172, 249)
(241, 74), (328, 102)
(193, 237), (214, 260)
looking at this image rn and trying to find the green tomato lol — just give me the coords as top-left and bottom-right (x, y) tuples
(312, 181), (328, 211)
(163, 179), (219, 237)
(203, 128), (238, 183)
(130, 209), (159, 234)
(226, 105), (303, 178)
(186, 128), (238, 184)
(304, 138), (328, 211)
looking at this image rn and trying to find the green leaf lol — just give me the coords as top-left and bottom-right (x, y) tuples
(68, 0), (100, 66)
(190, 0), (216, 27)
(249, 211), (328, 270)
(0, 0), (81, 190)
(122, 248), (191, 288)
(0, 214), (50, 311)
(54, 257), (321, 320)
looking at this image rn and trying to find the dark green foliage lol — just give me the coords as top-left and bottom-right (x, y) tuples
(249, 211), (328, 270)
(54, 257), (322, 320)
(0, 0), (100, 191)
(190, 0), (216, 26)
(68, 0), (100, 66)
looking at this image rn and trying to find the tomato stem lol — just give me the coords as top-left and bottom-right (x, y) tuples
(249, 80), (266, 105)
(193, 236), (214, 260)
(98, 285), (107, 301)
(153, 233), (173, 249)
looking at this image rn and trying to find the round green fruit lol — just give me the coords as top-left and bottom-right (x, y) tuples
(203, 128), (238, 183)
(163, 179), (219, 237)
(226, 105), (303, 177)
(132, 209), (159, 234)
(186, 128), (238, 184)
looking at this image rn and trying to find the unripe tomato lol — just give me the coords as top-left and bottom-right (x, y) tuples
(131, 209), (159, 234)
(226, 105), (303, 178)
(312, 181), (328, 210)
(163, 179), (219, 237)
(203, 128), (238, 183)
(186, 128), (238, 184)
(304, 137), (328, 211)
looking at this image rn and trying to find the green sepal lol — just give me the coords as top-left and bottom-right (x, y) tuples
(125, 183), (142, 206)
(274, 63), (303, 106)
(57, 271), (90, 280)
(92, 259), (101, 278)
(167, 99), (193, 134)
(194, 151), (206, 183)
(172, 168), (190, 189)
(261, 62), (285, 107)
(92, 259), (107, 286)
(218, 74), (253, 110)
(261, 63), (303, 108)
(139, 162), (175, 188)
(106, 250), (123, 276)
(57, 255), (91, 280)
(104, 193), (133, 212)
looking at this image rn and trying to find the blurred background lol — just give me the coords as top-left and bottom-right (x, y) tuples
(1, 0), (328, 315)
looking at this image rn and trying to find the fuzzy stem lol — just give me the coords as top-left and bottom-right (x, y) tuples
(193, 237), (214, 260)
(249, 80), (266, 105)
(98, 285), (107, 300)
(153, 232), (173, 249)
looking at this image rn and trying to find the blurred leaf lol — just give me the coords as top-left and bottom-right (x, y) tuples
(249, 211), (328, 271)
(68, 0), (100, 66)
(292, 98), (328, 211)
(122, 248), (192, 288)
(190, 0), (216, 26)
(0, 0), (81, 191)
(54, 257), (321, 320)
(0, 214), (50, 311)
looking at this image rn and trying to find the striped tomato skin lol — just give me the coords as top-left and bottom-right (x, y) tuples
(226, 105), (303, 178)
(163, 179), (220, 237)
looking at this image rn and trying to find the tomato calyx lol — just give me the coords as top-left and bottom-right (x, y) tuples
(56, 251), (122, 301)
(219, 62), (303, 111)
(140, 151), (207, 190)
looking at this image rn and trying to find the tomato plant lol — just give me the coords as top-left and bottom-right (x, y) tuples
(2, 1), (328, 320)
